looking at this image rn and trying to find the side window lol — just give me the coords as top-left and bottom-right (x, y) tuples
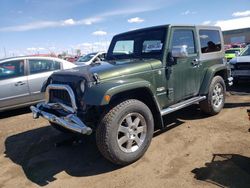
(0, 60), (25, 80)
(29, 59), (60, 74)
(199, 30), (221, 53)
(113, 40), (134, 55)
(171, 29), (196, 54)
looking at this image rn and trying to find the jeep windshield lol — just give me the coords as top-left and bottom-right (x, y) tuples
(106, 28), (166, 60)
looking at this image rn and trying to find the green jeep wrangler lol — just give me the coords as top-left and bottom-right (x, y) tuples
(31, 25), (233, 165)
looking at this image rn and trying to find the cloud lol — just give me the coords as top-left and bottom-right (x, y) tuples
(63, 19), (75, 25)
(92, 30), (107, 36)
(0, 17), (103, 32)
(232, 10), (250, 17)
(201, 20), (212, 25)
(215, 16), (250, 31)
(27, 47), (45, 51)
(181, 10), (196, 15)
(72, 41), (110, 54)
(102, 6), (157, 17)
(0, 5), (161, 32)
(128, 17), (144, 23)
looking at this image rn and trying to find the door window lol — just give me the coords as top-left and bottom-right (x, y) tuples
(171, 29), (196, 55)
(199, 30), (221, 53)
(29, 59), (60, 74)
(0, 60), (25, 80)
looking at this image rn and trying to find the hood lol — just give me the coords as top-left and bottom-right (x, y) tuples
(90, 59), (161, 80)
(230, 56), (250, 64)
(52, 59), (162, 82)
(52, 64), (95, 82)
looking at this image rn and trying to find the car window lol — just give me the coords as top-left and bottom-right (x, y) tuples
(171, 29), (196, 54)
(113, 40), (134, 55)
(241, 46), (250, 56)
(107, 28), (166, 60)
(0, 60), (25, 80)
(29, 59), (60, 74)
(77, 53), (97, 62)
(199, 30), (221, 53)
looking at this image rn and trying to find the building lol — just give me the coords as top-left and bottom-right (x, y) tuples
(223, 27), (250, 45)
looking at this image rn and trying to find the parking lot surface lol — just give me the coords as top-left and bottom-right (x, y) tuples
(0, 83), (250, 188)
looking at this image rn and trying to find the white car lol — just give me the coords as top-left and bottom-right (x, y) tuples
(75, 52), (106, 66)
(230, 45), (250, 82)
(0, 56), (76, 111)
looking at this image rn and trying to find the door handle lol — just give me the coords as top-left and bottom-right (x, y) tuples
(192, 59), (200, 66)
(15, 81), (26, 86)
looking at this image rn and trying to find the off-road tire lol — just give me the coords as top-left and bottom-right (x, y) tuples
(96, 99), (154, 165)
(200, 76), (226, 115)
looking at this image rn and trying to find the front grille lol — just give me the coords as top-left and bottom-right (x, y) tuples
(235, 63), (250, 70)
(50, 89), (72, 107)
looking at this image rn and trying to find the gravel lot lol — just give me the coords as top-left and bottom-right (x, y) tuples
(0, 83), (250, 188)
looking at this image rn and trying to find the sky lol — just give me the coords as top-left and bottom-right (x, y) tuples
(0, 0), (250, 58)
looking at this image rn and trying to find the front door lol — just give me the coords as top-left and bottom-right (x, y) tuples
(0, 60), (30, 109)
(167, 28), (201, 103)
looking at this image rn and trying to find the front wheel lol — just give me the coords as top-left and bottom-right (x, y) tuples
(200, 76), (226, 115)
(96, 99), (154, 165)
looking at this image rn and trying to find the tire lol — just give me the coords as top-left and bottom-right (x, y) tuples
(50, 122), (73, 134)
(96, 99), (154, 165)
(200, 76), (226, 115)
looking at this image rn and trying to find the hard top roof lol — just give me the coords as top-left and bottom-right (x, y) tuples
(114, 24), (221, 37)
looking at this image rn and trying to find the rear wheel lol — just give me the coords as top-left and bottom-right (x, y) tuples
(96, 99), (154, 165)
(200, 76), (226, 115)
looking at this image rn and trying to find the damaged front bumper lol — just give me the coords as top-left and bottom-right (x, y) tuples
(30, 84), (92, 135)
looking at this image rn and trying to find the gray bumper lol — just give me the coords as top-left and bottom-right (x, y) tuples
(30, 84), (92, 135)
(30, 103), (92, 135)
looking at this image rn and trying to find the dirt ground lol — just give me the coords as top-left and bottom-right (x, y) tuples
(0, 83), (250, 188)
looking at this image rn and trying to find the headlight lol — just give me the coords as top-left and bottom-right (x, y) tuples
(80, 80), (85, 93)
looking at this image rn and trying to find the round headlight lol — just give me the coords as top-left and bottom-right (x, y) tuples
(80, 80), (85, 93)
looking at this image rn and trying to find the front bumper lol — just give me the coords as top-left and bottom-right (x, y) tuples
(30, 84), (92, 135)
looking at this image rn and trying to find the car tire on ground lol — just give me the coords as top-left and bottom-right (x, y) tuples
(96, 99), (154, 165)
(200, 76), (226, 115)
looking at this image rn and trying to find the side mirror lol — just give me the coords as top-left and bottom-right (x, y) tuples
(172, 45), (188, 58)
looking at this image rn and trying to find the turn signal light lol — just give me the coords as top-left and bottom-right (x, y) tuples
(104, 95), (111, 103)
